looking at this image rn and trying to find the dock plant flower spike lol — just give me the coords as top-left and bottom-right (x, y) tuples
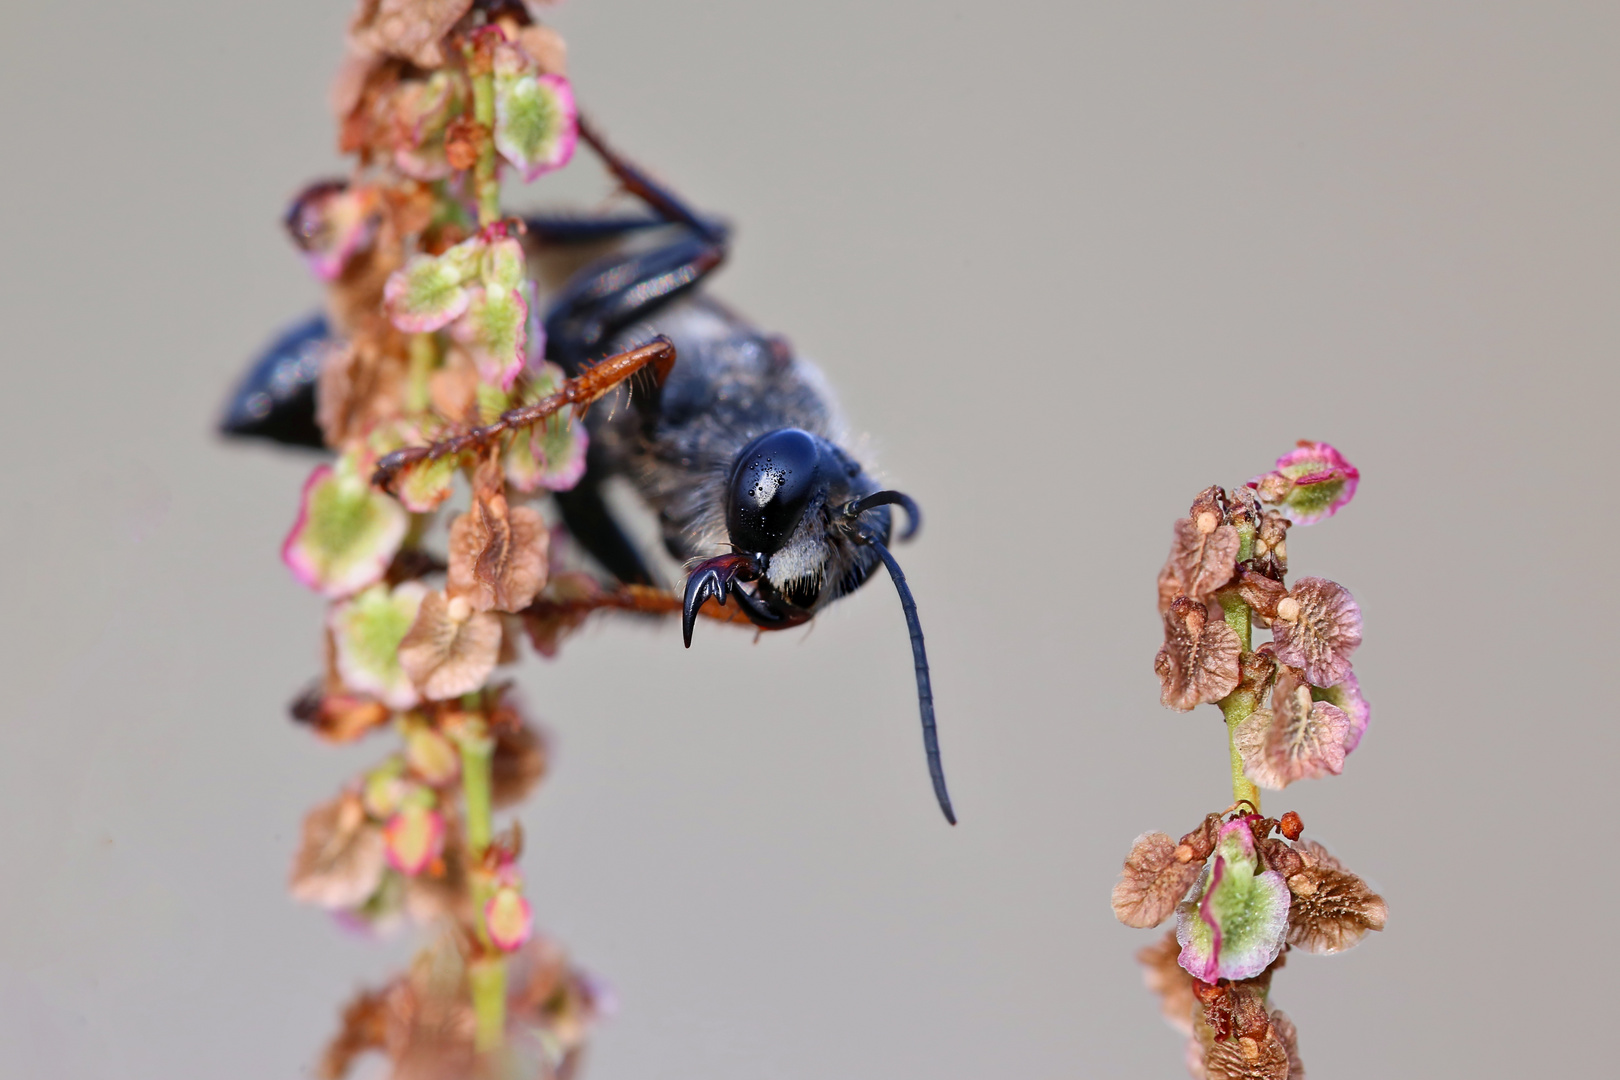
(1115, 441), (1386, 1078)
(241, 4), (639, 1076)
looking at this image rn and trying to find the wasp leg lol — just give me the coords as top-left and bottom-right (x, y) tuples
(219, 312), (332, 450)
(524, 211), (727, 247)
(543, 119), (730, 375)
(576, 116), (725, 243)
(553, 467), (658, 587)
(372, 337), (677, 491)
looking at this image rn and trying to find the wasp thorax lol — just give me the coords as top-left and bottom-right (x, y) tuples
(726, 428), (821, 556)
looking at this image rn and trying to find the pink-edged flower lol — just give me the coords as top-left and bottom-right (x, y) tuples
(282, 458), (408, 597)
(394, 452), (458, 513)
(1313, 668), (1369, 753)
(1271, 577), (1362, 688)
(384, 802), (445, 876)
(329, 581), (429, 709)
(485, 884), (534, 952)
(362, 757), (408, 820)
(493, 45), (577, 181)
(1233, 668), (1353, 790)
(1250, 440), (1359, 525)
(1174, 819), (1290, 982)
(383, 236), (485, 333)
(450, 283), (528, 389)
(481, 235), (526, 291)
(284, 180), (380, 282)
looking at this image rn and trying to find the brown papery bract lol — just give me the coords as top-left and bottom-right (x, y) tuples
(490, 716), (549, 809)
(291, 792), (388, 909)
(349, 0), (476, 69)
(1158, 514), (1241, 614)
(447, 459), (548, 613)
(1156, 597), (1242, 711)
(1138, 930), (1198, 1035)
(1285, 840), (1387, 954)
(1270, 577), (1361, 689)
(1196, 982), (1294, 1080)
(1112, 832), (1206, 929)
(398, 590), (503, 700)
(1233, 669), (1351, 790)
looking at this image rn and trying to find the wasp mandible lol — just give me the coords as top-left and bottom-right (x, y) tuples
(223, 120), (957, 824)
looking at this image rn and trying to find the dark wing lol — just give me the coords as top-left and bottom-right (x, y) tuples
(218, 312), (331, 450)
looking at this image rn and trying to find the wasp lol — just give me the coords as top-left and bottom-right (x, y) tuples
(222, 121), (956, 824)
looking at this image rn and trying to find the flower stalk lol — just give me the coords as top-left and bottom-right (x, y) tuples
(1123, 443), (1384, 1077)
(250, 5), (600, 1076)
(465, 36), (500, 228)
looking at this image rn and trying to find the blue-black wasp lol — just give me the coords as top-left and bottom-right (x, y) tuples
(222, 120), (957, 824)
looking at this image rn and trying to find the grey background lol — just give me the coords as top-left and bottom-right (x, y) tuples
(0, 2), (1615, 1077)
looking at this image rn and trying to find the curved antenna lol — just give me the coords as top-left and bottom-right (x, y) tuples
(846, 490), (922, 542)
(869, 540), (956, 825)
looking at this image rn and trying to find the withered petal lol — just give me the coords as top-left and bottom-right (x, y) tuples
(491, 718), (549, 808)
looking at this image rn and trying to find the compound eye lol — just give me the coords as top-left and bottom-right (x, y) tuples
(726, 428), (821, 555)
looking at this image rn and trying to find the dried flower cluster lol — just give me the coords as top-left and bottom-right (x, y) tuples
(1118, 442), (1383, 1077)
(251, 3), (711, 1076)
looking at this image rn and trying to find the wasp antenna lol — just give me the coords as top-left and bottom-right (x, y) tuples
(847, 490), (922, 542)
(869, 540), (955, 825)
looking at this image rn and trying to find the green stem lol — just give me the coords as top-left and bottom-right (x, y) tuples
(456, 715), (504, 1049)
(1220, 516), (1260, 811)
(469, 62), (500, 227)
(469, 956), (507, 1053)
(406, 333), (438, 415)
(459, 716), (494, 859)
(1220, 683), (1261, 814)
